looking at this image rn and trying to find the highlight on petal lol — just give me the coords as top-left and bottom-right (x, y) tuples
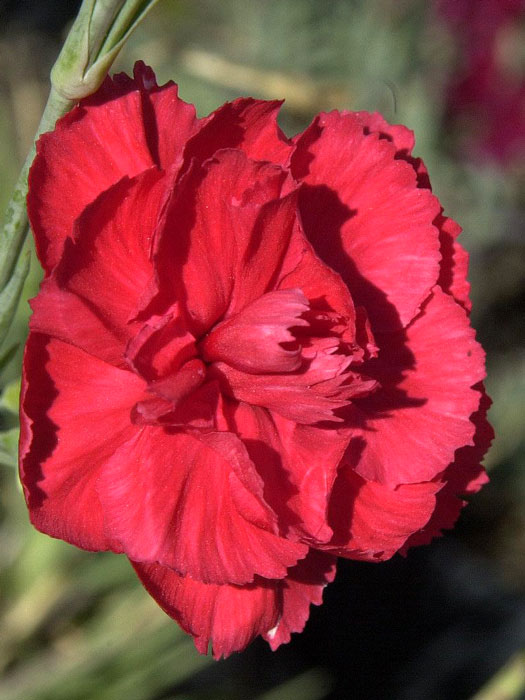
(201, 289), (309, 374)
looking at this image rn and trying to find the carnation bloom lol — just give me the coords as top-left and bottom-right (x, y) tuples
(20, 62), (492, 658)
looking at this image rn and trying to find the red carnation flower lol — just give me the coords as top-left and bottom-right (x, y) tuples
(20, 62), (492, 658)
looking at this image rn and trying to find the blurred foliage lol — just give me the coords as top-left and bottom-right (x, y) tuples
(0, 1), (523, 698)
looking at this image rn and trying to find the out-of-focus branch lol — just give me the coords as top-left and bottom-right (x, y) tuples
(180, 48), (351, 116)
(471, 651), (525, 700)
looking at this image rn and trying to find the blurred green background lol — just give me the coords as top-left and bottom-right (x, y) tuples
(0, 1), (524, 698)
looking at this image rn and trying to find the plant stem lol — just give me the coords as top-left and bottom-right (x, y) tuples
(0, 87), (73, 292)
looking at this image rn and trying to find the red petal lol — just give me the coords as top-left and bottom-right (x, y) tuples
(292, 111), (441, 332)
(263, 550), (337, 650)
(152, 149), (298, 335)
(353, 112), (471, 313)
(324, 462), (440, 560)
(350, 287), (487, 485)
(28, 87), (151, 271)
(29, 169), (167, 366)
(19, 334), (145, 551)
(29, 62), (200, 274)
(185, 97), (292, 167)
(201, 289), (309, 373)
(132, 561), (280, 659)
(98, 428), (307, 584)
(147, 358), (206, 403)
(276, 222), (357, 344)
(401, 386), (493, 551)
(212, 340), (374, 424)
(117, 62), (200, 171)
(133, 548), (336, 657)
(354, 110), (416, 153)
(132, 358), (207, 424)
(229, 402), (352, 544)
(124, 309), (197, 381)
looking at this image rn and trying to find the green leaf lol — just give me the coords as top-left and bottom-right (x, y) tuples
(0, 249), (30, 349)
(0, 343), (19, 373)
(0, 378), (21, 414)
(0, 427), (19, 469)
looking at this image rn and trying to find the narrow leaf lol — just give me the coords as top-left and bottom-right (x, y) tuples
(0, 248), (30, 350)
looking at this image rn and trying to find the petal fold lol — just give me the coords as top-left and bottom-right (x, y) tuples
(349, 287), (486, 485)
(98, 428), (307, 584)
(292, 111), (441, 332)
(201, 289), (309, 374)
(132, 549), (336, 658)
(325, 461), (440, 560)
(228, 403), (351, 544)
(30, 169), (167, 366)
(19, 334), (145, 551)
(132, 561), (279, 659)
(152, 149), (298, 335)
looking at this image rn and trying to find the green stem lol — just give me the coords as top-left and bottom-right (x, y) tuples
(0, 87), (73, 291)
(98, 1), (156, 57)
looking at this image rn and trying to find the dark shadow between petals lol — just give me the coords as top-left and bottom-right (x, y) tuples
(20, 333), (59, 509)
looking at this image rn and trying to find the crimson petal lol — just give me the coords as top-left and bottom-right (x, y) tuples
(324, 464), (440, 561)
(353, 111), (472, 312)
(19, 334), (145, 551)
(152, 149), (298, 335)
(184, 97), (292, 167)
(401, 387), (493, 551)
(28, 63), (199, 273)
(98, 428), (307, 584)
(263, 550), (337, 650)
(349, 287), (486, 485)
(132, 549), (336, 658)
(132, 561), (280, 659)
(201, 289), (309, 374)
(292, 111), (441, 332)
(229, 402), (351, 544)
(30, 169), (168, 367)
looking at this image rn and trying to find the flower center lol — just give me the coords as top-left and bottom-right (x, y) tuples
(131, 287), (378, 427)
(199, 289), (310, 374)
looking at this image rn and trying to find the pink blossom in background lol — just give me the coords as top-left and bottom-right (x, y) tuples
(439, 0), (525, 164)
